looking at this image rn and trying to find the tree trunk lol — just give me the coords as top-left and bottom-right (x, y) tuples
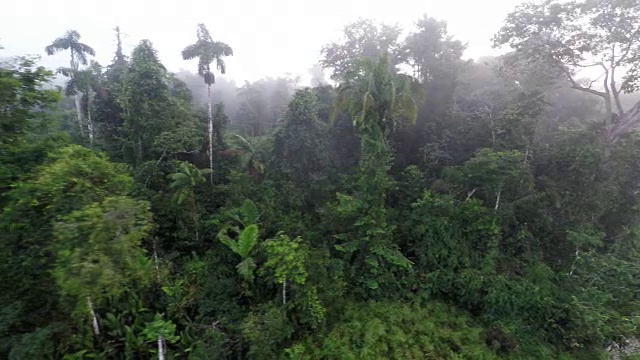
(282, 277), (287, 305)
(157, 335), (165, 360)
(153, 237), (161, 282)
(494, 189), (501, 211)
(607, 100), (640, 143)
(87, 92), (94, 144)
(75, 94), (84, 137)
(87, 296), (100, 337)
(138, 136), (143, 166)
(207, 85), (214, 184)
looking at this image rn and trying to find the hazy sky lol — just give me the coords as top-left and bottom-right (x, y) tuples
(2, 0), (523, 84)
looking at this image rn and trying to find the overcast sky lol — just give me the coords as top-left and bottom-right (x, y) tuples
(2, 0), (523, 84)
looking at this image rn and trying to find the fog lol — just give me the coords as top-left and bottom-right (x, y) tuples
(2, 0), (522, 84)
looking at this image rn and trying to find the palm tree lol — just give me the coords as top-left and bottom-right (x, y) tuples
(45, 30), (95, 137)
(168, 162), (211, 241)
(182, 24), (233, 181)
(334, 54), (421, 147)
(332, 54), (421, 290)
(58, 61), (103, 143)
(231, 134), (266, 180)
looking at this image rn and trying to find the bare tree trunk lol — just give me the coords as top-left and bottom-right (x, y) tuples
(207, 85), (214, 184)
(494, 189), (501, 211)
(568, 248), (579, 277)
(151, 240), (166, 360)
(157, 335), (165, 360)
(87, 296), (100, 337)
(153, 237), (161, 281)
(87, 92), (94, 144)
(466, 188), (477, 201)
(282, 277), (287, 305)
(138, 137), (143, 166)
(75, 94), (84, 137)
(608, 100), (640, 143)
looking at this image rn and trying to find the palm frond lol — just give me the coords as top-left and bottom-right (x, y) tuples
(214, 42), (233, 57)
(237, 224), (259, 258)
(181, 43), (201, 60)
(215, 57), (226, 74)
(74, 43), (96, 58)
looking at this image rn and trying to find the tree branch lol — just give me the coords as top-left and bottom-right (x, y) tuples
(615, 38), (635, 68)
(601, 63), (613, 122)
(561, 65), (608, 98)
(608, 100), (640, 143)
(610, 45), (625, 114)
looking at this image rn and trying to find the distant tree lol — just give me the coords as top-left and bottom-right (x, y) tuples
(231, 134), (266, 180)
(394, 15), (468, 169)
(45, 30), (95, 137)
(321, 19), (406, 81)
(58, 61), (103, 143)
(271, 89), (329, 210)
(182, 24), (233, 180)
(494, 0), (640, 143)
(123, 40), (202, 165)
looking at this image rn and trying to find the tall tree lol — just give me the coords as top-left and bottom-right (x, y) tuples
(494, 0), (640, 143)
(58, 61), (103, 144)
(271, 89), (329, 211)
(45, 30), (95, 138)
(182, 24), (233, 180)
(122, 40), (202, 166)
(321, 19), (406, 82)
(0, 57), (61, 189)
(331, 54), (420, 294)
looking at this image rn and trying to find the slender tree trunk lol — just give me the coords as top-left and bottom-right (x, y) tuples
(568, 248), (579, 278)
(494, 189), (501, 211)
(282, 277), (287, 305)
(207, 85), (214, 184)
(87, 296), (100, 337)
(70, 52), (85, 138)
(138, 136), (143, 166)
(75, 94), (84, 136)
(150, 239), (166, 360)
(87, 92), (94, 144)
(153, 237), (161, 282)
(157, 335), (165, 360)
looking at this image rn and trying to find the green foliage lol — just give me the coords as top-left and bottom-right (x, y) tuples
(141, 314), (179, 343)
(261, 233), (308, 286)
(7, 10), (640, 360)
(217, 201), (261, 285)
(168, 161), (211, 205)
(289, 301), (498, 359)
(399, 191), (499, 276)
(52, 196), (153, 307)
(270, 88), (330, 212)
(242, 304), (294, 360)
(0, 57), (63, 187)
(121, 40), (203, 165)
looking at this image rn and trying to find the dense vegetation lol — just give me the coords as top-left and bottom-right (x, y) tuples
(3, 1), (640, 358)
